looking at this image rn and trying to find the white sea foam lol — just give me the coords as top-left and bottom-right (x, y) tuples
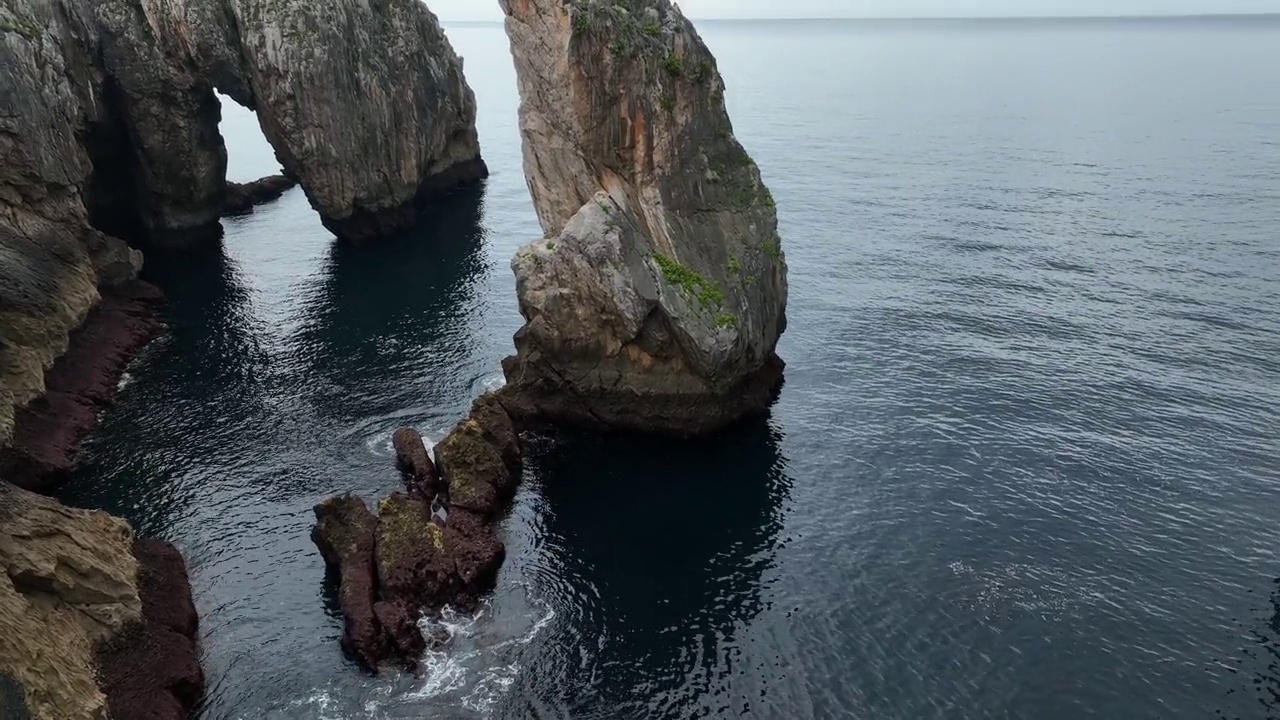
(404, 592), (557, 715)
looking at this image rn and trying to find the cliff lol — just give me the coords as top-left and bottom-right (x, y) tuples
(3, 0), (484, 247)
(498, 0), (788, 436)
(0, 0), (484, 712)
(0, 484), (202, 720)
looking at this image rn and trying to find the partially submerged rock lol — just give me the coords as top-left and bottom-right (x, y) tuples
(392, 427), (439, 496)
(312, 495), (385, 671)
(499, 0), (788, 436)
(223, 176), (298, 216)
(310, 394), (516, 671)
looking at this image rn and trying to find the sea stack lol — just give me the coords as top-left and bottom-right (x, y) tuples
(499, 0), (788, 436)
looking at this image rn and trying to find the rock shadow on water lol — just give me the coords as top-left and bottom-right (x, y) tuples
(499, 419), (792, 718)
(288, 184), (489, 423)
(56, 240), (269, 535)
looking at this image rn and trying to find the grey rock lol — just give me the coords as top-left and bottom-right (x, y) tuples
(224, 0), (488, 242)
(499, 0), (788, 436)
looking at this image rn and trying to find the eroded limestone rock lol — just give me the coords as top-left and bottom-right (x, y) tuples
(0, 483), (141, 720)
(499, 0), (788, 436)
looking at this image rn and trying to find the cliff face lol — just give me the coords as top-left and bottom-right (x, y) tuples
(227, 0), (487, 242)
(0, 0), (143, 453)
(499, 0), (788, 436)
(3, 0), (485, 248)
(1, 0), (487, 467)
(0, 483), (141, 720)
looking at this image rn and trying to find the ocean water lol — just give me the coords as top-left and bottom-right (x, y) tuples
(57, 16), (1280, 720)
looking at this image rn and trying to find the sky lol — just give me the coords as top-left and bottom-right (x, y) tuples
(431, 0), (1280, 21)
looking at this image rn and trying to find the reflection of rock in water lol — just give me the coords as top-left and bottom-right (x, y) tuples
(57, 240), (270, 525)
(511, 419), (790, 716)
(290, 185), (488, 420)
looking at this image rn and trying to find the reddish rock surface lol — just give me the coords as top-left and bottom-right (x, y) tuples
(373, 601), (425, 662)
(97, 539), (204, 720)
(222, 175), (298, 216)
(312, 495), (385, 671)
(0, 281), (165, 493)
(311, 392), (519, 671)
(392, 427), (438, 496)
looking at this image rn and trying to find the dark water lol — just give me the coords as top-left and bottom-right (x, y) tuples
(58, 16), (1280, 720)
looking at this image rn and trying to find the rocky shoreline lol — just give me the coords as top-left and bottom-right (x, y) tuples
(0, 282), (165, 493)
(96, 540), (204, 720)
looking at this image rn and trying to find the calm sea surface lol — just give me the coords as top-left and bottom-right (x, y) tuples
(58, 16), (1280, 719)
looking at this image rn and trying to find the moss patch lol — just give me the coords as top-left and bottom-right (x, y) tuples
(653, 253), (725, 309)
(376, 494), (436, 574)
(715, 313), (739, 330)
(0, 15), (42, 40)
(663, 54), (684, 76)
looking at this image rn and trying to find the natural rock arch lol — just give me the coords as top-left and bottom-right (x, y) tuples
(82, 0), (488, 247)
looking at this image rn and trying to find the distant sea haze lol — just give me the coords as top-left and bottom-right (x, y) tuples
(74, 14), (1280, 719)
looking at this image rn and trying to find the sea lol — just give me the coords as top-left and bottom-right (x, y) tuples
(57, 15), (1280, 720)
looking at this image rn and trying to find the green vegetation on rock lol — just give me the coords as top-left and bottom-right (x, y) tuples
(663, 53), (684, 76)
(0, 14), (42, 40)
(763, 233), (783, 260)
(653, 252), (725, 309)
(715, 312), (739, 330)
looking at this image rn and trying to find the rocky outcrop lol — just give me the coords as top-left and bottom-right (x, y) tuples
(224, 0), (488, 242)
(0, 282), (165, 493)
(0, 483), (140, 720)
(312, 495), (385, 670)
(223, 175), (297, 216)
(499, 0), (788, 436)
(392, 427), (439, 497)
(311, 395), (516, 671)
(0, 485), (203, 720)
(96, 539), (204, 720)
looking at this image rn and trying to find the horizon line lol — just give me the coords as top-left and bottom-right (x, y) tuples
(439, 12), (1280, 23)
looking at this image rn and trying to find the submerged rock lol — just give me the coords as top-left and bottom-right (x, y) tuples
(310, 394), (517, 671)
(499, 0), (788, 436)
(223, 176), (298, 216)
(311, 495), (385, 671)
